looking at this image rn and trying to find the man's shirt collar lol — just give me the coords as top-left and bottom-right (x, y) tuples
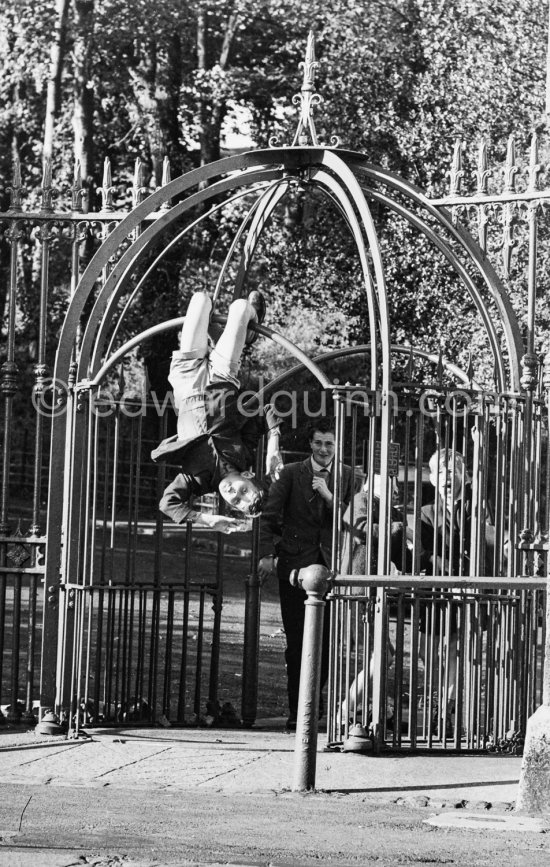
(311, 457), (332, 474)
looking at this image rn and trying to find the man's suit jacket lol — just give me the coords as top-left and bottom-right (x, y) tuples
(259, 458), (354, 577)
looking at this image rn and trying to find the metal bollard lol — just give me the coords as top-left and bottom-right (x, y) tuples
(290, 564), (331, 792)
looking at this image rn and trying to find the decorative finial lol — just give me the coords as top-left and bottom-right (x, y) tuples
(503, 135), (518, 193)
(72, 160), (86, 212)
(8, 155), (23, 212)
(269, 31), (340, 149)
(475, 139), (490, 195)
(40, 156), (54, 213)
(527, 132), (542, 192)
(160, 156), (172, 211)
(132, 158), (148, 207)
(449, 139), (464, 196)
(100, 157), (115, 211)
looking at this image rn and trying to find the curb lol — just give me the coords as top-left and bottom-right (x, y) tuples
(394, 794), (515, 811)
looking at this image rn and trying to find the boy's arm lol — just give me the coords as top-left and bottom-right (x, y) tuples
(263, 403), (282, 478)
(239, 399), (282, 478)
(159, 474), (249, 534)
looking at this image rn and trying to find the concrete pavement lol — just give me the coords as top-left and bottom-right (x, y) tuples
(0, 718), (524, 807)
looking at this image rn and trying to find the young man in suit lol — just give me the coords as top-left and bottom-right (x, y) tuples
(257, 418), (354, 730)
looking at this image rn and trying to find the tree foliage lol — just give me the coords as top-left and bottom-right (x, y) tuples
(0, 0), (549, 393)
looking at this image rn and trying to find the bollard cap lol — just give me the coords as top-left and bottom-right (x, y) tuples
(295, 563), (332, 595)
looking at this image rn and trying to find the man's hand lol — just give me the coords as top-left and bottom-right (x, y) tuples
(266, 449), (283, 480)
(201, 514), (252, 534)
(258, 554), (277, 583)
(311, 475), (333, 504)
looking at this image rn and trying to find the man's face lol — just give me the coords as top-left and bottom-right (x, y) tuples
(309, 430), (335, 467)
(218, 472), (261, 515)
(430, 457), (464, 505)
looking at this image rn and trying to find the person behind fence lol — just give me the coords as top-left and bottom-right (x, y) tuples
(339, 473), (412, 724)
(257, 418), (355, 731)
(418, 449), (472, 736)
(152, 290), (282, 533)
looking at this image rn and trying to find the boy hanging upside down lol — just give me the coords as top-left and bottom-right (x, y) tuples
(152, 290), (282, 534)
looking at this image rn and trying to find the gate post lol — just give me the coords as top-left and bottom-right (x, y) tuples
(291, 564), (331, 792)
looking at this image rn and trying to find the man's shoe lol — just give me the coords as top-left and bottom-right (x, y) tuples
(246, 289), (266, 345)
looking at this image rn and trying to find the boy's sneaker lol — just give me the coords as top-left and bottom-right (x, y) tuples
(246, 289), (266, 345)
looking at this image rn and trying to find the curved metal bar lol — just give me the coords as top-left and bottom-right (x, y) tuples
(86, 315), (333, 391)
(255, 343), (476, 398)
(56, 150), (330, 384)
(305, 165), (380, 389)
(58, 145), (523, 393)
(103, 185), (273, 364)
(311, 151), (394, 580)
(349, 159), (524, 390)
(213, 180), (291, 303)
(79, 169), (283, 381)
(361, 186), (507, 392)
(318, 151), (391, 383)
(230, 181), (292, 299)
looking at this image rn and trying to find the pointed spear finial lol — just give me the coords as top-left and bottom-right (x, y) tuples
(302, 29), (317, 94)
(271, 30), (340, 150)
(161, 155), (171, 187)
(40, 156), (54, 213)
(449, 138), (464, 196)
(8, 154), (23, 211)
(475, 138), (490, 195)
(132, 157), (148, 208)
(160, 156), (172, 211)
(528, 132), (542, 192)
(504, 134), (518, 193)
(100, 157), (115, 211)
(72, 160), (85, 212)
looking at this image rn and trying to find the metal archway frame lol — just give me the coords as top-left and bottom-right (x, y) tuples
(40, 144), (526, 716)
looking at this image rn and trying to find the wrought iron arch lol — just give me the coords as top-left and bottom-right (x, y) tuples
(41, 143), (525, 715)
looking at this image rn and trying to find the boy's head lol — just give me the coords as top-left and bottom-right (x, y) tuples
(308, 418), (336, 468)
(429, 451), (465, 505)
(218, 471), (265, 517)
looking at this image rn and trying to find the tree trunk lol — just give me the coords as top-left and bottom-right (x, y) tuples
(197, 5), (239, 168)
(164, 30), (188, 176)
(73, 0), (95, 205)
(43, 0), (70, 160)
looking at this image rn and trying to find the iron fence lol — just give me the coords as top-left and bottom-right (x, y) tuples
(328, 577), (545, 751)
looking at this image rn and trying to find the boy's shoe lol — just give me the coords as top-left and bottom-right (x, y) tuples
(246, 289), (266, 345)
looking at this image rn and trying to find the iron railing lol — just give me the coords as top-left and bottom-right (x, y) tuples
(328, 577), (545, 751)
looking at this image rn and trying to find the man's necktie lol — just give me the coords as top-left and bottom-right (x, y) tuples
(314, 468), (330, 517)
